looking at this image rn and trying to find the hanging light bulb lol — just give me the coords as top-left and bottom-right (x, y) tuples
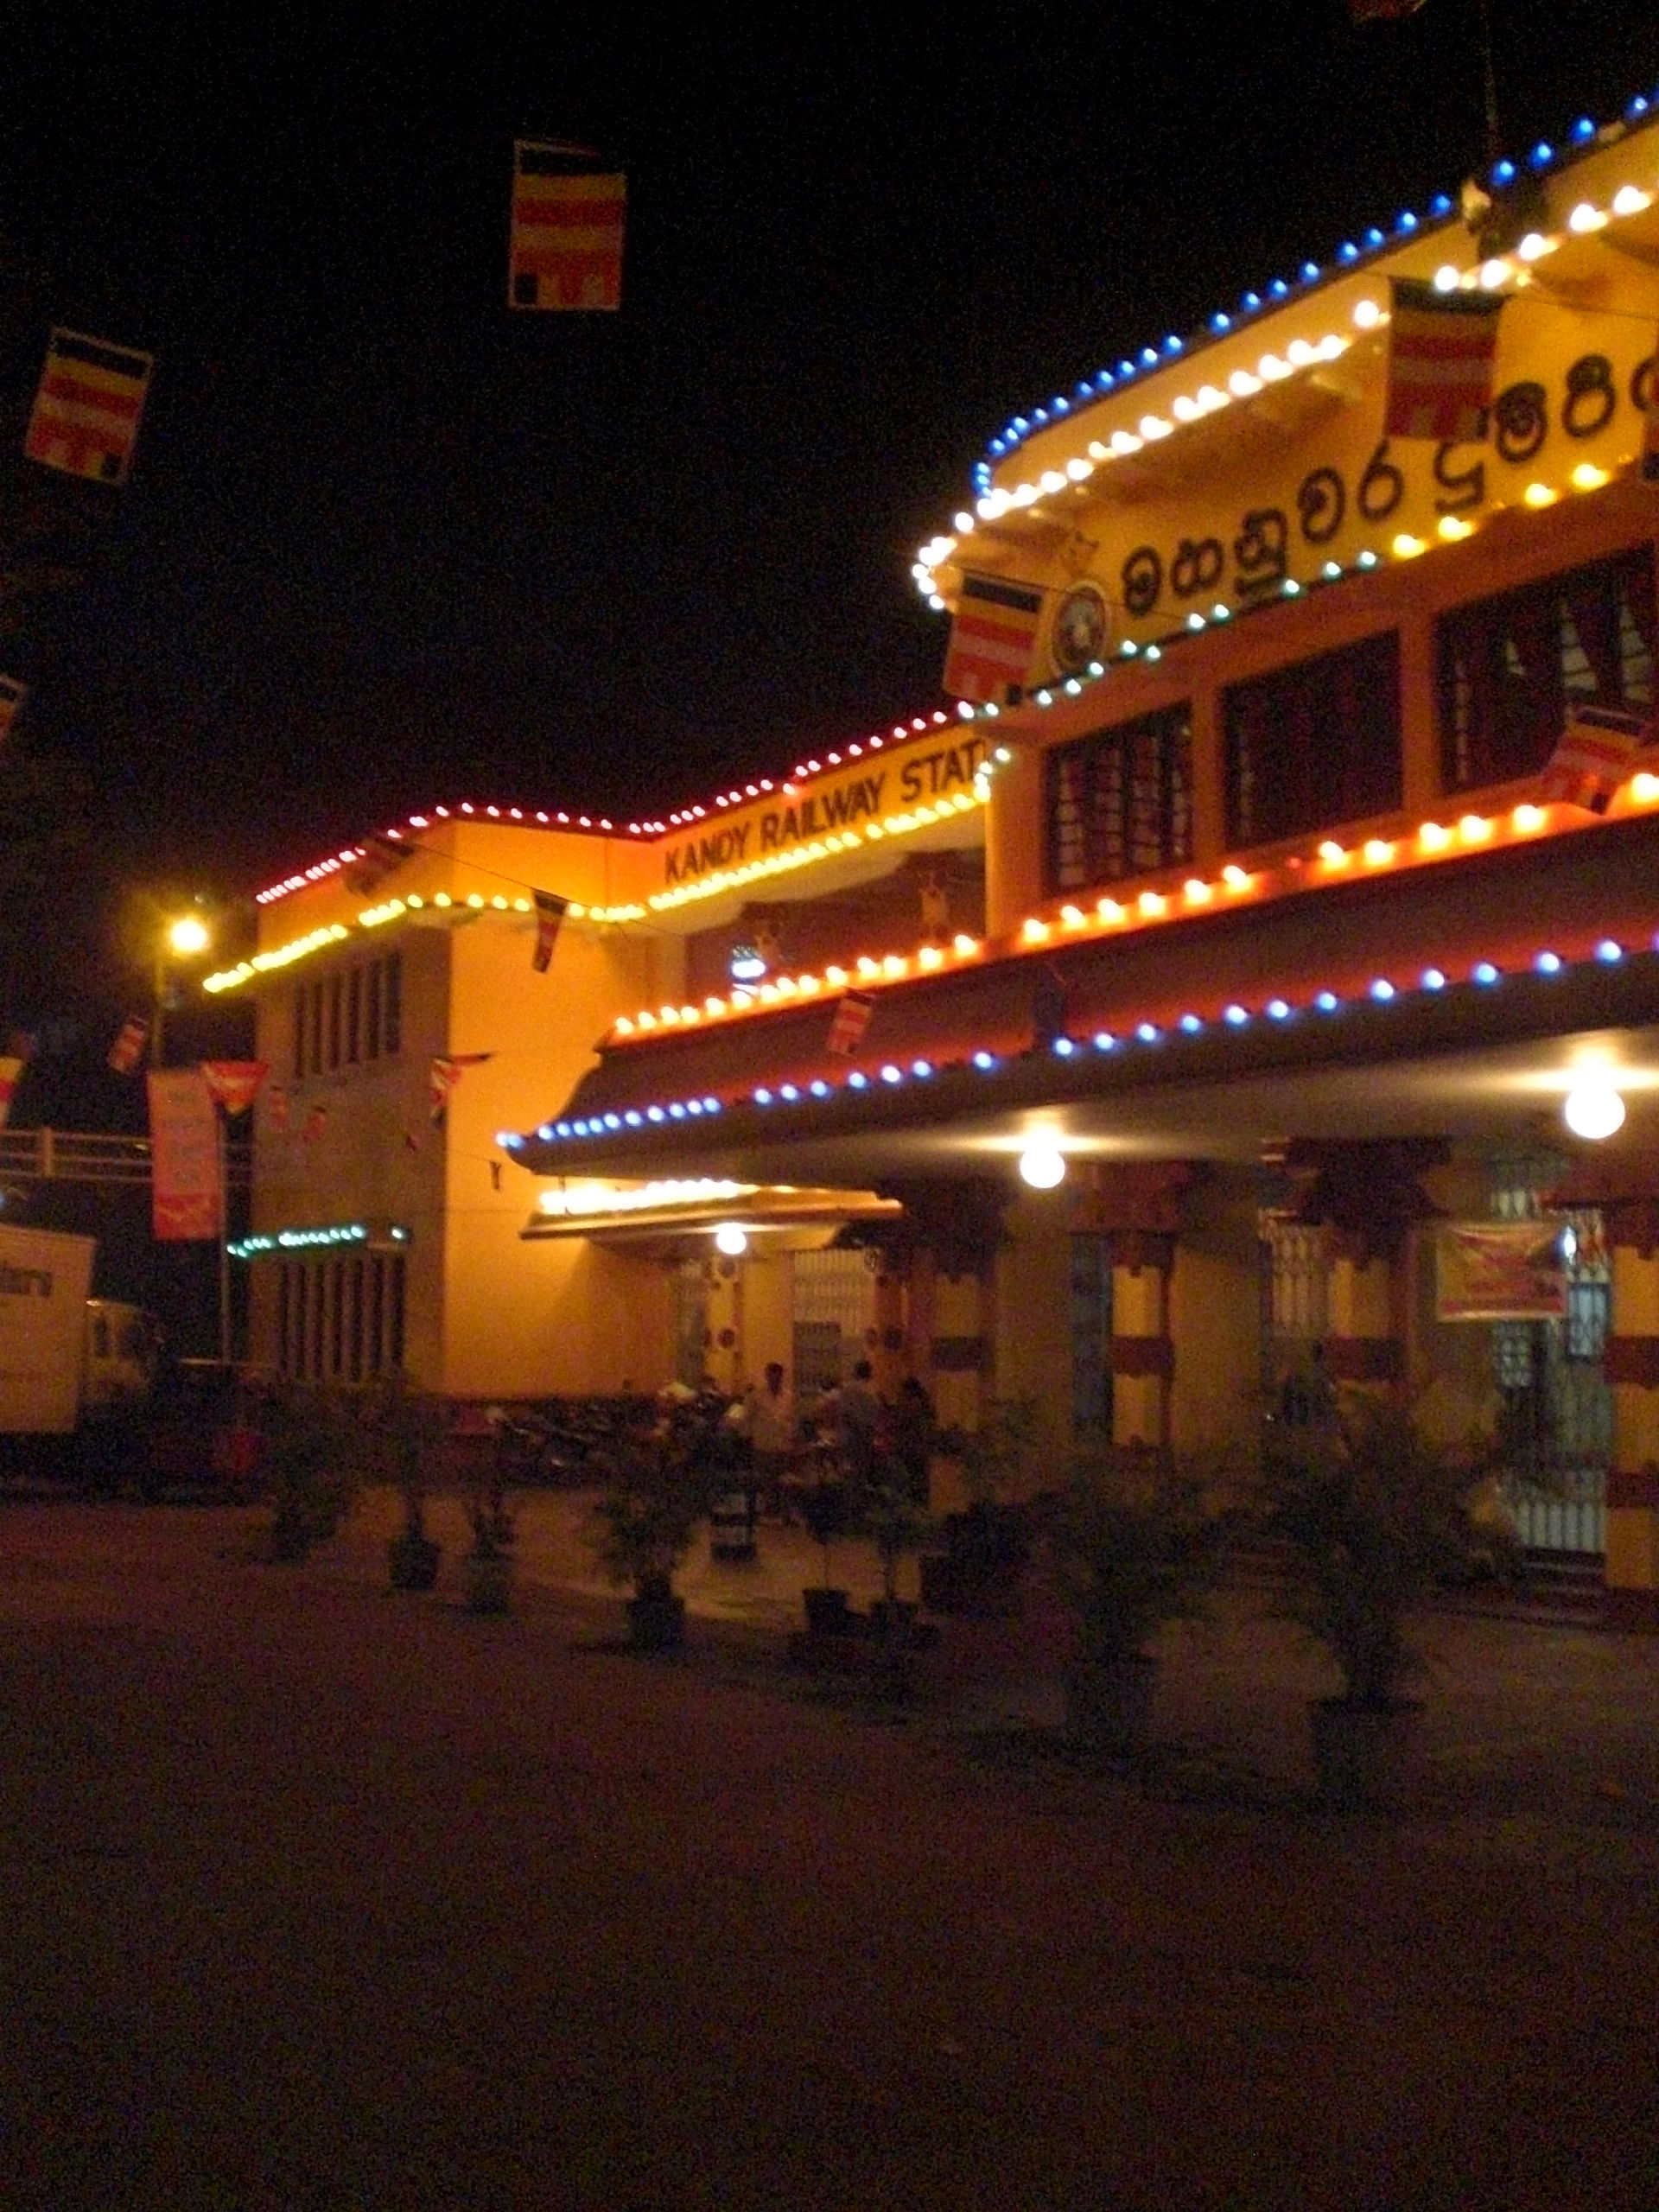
(1563, 1084), (1625, 1141)
(713, 1223), (749, 1255)
(1019, 1146), (1067, 1190)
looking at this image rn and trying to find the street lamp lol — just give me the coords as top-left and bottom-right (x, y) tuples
(152, 908), (212, 1067)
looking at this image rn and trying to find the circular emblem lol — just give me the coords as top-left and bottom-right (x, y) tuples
(1052, 584), (1109, 675)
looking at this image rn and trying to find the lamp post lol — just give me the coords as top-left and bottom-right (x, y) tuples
(151, 910), (211, 1068)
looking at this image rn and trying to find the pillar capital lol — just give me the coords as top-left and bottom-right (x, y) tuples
(1072, 1160), (1200, 1239)
(1549, 1156), (1659, 1258)
(1285, 1139), (1446, 1266)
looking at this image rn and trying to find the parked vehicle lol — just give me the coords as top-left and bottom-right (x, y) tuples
(0, 1225), (161, 1482)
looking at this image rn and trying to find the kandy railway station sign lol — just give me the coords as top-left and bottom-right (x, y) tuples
(659, 731), (990, 888)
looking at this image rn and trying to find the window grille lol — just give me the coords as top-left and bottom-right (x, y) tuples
(1225, 631), (1402, 848)
(1438, 546), (1655, 791)
(1044, 703), (1192, 895)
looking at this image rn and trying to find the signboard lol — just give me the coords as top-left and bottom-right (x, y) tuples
(1436, 1220), (1567, 1321)
(658, 729), (990, 893)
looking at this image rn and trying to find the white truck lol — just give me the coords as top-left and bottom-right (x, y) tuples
(0, 1224), (158, 1457)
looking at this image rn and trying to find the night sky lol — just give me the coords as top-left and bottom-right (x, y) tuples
(5, 0), (1659, 911)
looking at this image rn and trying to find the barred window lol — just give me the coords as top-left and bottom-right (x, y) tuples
(1044, 703), (1192, 896)
(1438, 546), (1655, 792)
(1224, 630), (1401, 849)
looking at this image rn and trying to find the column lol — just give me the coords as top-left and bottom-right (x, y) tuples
(1108, 1227), (1176, 1452)
(1287, 1140), (1444, 1402)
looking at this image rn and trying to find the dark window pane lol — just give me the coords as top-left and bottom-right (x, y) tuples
(383, 955), (402, 1058)
(1224, 631), (1401, 848)
(1044, 703), (1192, 896)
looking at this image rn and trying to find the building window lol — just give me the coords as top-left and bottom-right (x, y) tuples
(292, 986), (308, 1080)
(346, 968), (362, 1065)
(1045, 704), (1192, 895)
(1224, 630), (1402, 848)
(382, 953), (402, 1058)
(276, 1253), (406, 1380)
(307, 982), (324, 1078)
(1438, 547), (1655, 792)
(325, 976), (342, 1071)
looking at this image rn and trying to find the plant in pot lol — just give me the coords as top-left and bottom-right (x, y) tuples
(585, 1425), (700, 1650)
(799, 1474), (854, 1636)
(265, 1382), (356, 1562)
(1044, 1443), (1230, 1755)
(920, 1399), (1039, 1618)
(461, 1432), (517, 1615)
(865, 1465), (934, 1639)
(1261, 1397), (1481, 1810)
(365, 1374), (445, 1592)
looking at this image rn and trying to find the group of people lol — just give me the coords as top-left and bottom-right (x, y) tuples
(670, 1358), (937, 1517)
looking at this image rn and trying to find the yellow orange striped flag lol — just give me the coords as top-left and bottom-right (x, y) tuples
(24, 328), (153, 485)
(510, 143), (626, 311)
(943, 574), (1045, 706)
(1385, 280), (1503, 442)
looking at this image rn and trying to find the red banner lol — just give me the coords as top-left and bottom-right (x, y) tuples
(200, 1060), (268, 1116)
(147, 1068), (223, 1242)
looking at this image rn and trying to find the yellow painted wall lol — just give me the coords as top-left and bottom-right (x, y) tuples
(993, 1190), (1074, 1481)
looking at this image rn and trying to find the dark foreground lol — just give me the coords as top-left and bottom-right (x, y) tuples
(2, 1502), (1656, 2212)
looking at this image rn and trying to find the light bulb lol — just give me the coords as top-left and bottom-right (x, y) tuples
(1563, 1084), (1625, 1141)
(1019, 1146), (1066, 1190)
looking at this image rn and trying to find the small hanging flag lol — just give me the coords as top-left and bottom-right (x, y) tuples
(25, 328), (154, 485)
(943, 575), (1045, 706)
(826, 991), (876, 1058)
(344, 830), (414, 896)
(403, 1126), (423, 1154)
(106, 1014), (149, 1074)
(200, 1060), (269, 1116)
(1349, 0), (1427, 22)
(531, 889), (569, 972)
(266, 1082), (289, 1132)
(0, 673), (28, 747)
(1384, 279), (1503, 442)
(0, 1056), (23, 1131)
(429, 1052), (493, 1126)
(510, 143), (626, 310)
(301, 1103), (328, 1144)
(1541, 701), (1650, 812)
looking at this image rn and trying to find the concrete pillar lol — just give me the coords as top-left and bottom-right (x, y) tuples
(1286, 1140), (1444, 1402)
(1324, 1240), (1403, 1397)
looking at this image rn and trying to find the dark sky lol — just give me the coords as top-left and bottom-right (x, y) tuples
(5, 0), (1659, 906)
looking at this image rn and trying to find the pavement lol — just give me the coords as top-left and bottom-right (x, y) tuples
(2, 1487), (1657, 2210)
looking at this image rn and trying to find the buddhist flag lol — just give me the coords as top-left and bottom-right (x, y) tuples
(510, 143), (626, 310)
(826, 991), (875, 1058)
(1385, 280), (1503, 442)
(1541, 701), (1650, 813)
(106, 1015), (149, 1074)
(943, 575), (1045, 706)
(301, 1102), (328, 1144)
(531, 890), (568, 972)
(429, 1052), (492, 1126)
(0, 674), (27, 747)
(1350, 0), (1427, 20)
(266, 1082), (289, 1132)
(200, 1060), (269, 1116)
(0, 1056), (22, 1131)
(345, 830), (413, 896)
(25, 328), (153, 485)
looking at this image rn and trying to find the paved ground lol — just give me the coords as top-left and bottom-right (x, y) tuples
(2, 1489), (1657, 2210)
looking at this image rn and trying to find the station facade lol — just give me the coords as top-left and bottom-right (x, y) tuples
(227, 93), (1659, 1619)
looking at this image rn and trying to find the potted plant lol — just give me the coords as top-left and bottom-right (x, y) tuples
(1045, 1443), (1230, 1753)
(865, 1465), (933, 1636)
(364, 1374), (444, 1592)
(585, 1424), (700, 1650)
(264, 1382), (356, 1562)
(1261, 1397), (1481, 1810)
(920, 1399), (1038, 1618)
(461, 1424), (517, 1614)
(799, 1473), (853, 1635)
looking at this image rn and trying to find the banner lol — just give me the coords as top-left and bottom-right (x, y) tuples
(510, 143), (626, 310)
(106, 1014), (149, 1074)
(429, 1052), (492, 1125)
(531, 889), (568, 972)
(1541, 701), (1650, 812)
(1385, 279), (1503, 442)
(146, 1067), (222, 1242)
(0, 1055), (22, 1130)
(943, 574), (1044, 705)
(200, 1060), (269, 1116)
(1436, 1221), (1567, 1320)
(25, 327), (154, 485)
(0, 673), (27, 747)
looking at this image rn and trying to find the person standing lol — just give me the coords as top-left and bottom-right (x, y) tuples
(749, 1361), (798, 1520)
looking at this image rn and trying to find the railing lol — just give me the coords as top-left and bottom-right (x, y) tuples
(0, 1128), (251, 1191)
